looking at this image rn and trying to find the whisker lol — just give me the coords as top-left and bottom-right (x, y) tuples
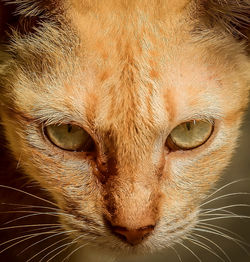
(199, 214), (250, 222)
(27, 230), (77, 262)
(3, 212), (60, 225)
(24, 225), (62, 234)
(196, 224), (250, 247)
(187, 236), (225, 262)
(51, 237), (87, 262)
(204, 179), (250, 202)
(0, 202), (61, 212)
(20, 229), (76, 255)
(192, 232), (231, 262)
(187, 236), (213, 252)
(198, 222), (245, 241)
(0, 185), (58, 208)
(45, 240), (76, 262)
(0, 224), (60, 231)
(169, 245), (183, 262)
(0, 231), (60, 255)
(41, 236), (86, 262)
(201, 192), (250, 208)
(200, 213), (237, 218)
(177, 241), (202, 262)
(0, 230), (60, 248)
(62, 235), (96, 262)
(27, 236), (70, 262)
(201, 209), (238, 218)
(194, 226), (249, 254)
(1, 210), (54, 215)
(202, 204), (250, 214)
(62, 243), (88, 262)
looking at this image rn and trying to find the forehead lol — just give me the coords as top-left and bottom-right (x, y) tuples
(59, 4), (221, 125)
(68, 0), (192, 15)
(10, 0), (246, 132)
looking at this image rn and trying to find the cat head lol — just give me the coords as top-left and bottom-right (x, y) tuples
(0, 0), (249, 254)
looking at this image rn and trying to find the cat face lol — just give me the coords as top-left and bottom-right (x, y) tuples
(0, 0), (249, 256)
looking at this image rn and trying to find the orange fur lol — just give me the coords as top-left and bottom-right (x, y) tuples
(0, 0), (249, 261)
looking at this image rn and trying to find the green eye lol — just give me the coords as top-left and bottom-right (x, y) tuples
(44, 124), (95, 152)
(167, 120), (213, 150)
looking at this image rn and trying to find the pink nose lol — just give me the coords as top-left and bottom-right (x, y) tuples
(111, 225), (155, 245)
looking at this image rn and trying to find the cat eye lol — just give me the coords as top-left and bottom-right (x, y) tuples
(44, 124), (95, 152)
(166, 120), (213, 150)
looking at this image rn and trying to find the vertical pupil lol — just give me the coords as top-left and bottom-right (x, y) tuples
(186, 122), (191, 131)
(67, 124), (72, 133)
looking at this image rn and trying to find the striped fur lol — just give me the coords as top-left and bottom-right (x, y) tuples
(0, 0), (249, 261)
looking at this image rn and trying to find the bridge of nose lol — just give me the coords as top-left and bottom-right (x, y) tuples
(103, 176), (162, 232)
(100, 128), (164, 232)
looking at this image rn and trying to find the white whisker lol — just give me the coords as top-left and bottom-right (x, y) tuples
(0, 202), (61, 212)
(0, 224), (60, 231)
(0, 231), (59, 255)
(0, 185), (58, 208)
(204, 179), (250, 202)
(196, 225), (250, 247)
(187, 236), (225, 262)
(192, 232), (231, 262)
(198, 222), (244, 241)
(42, 235), (86, 262)
(24, 225), (62, 234)
(45, 240), (75, 262)
(177, 241), (202, 262)
(201, 192), (250, 208)
(202, 204), (250, 214)
(0, 230), (60, 248)
(27, 236), (70, 262)
(20, 229), (76, 255)
(194, 226), (249, 254)
(3, 212), (60, 225)
(61, 235), (95, 262)
(169, 245), (183, 262)
(199, 214), (250, 223)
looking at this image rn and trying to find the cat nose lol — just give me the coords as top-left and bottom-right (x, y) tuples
(110, 224), (155, 245)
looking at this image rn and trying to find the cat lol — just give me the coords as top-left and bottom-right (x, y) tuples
(0, 0), (249, 261)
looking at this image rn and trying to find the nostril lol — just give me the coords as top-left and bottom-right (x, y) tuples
(113, 227), (128, 242)
(111, 224), (155, 246)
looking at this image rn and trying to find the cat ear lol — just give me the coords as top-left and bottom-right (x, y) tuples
(0, 0), (60, 42)
(198, 0), (249, 44)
